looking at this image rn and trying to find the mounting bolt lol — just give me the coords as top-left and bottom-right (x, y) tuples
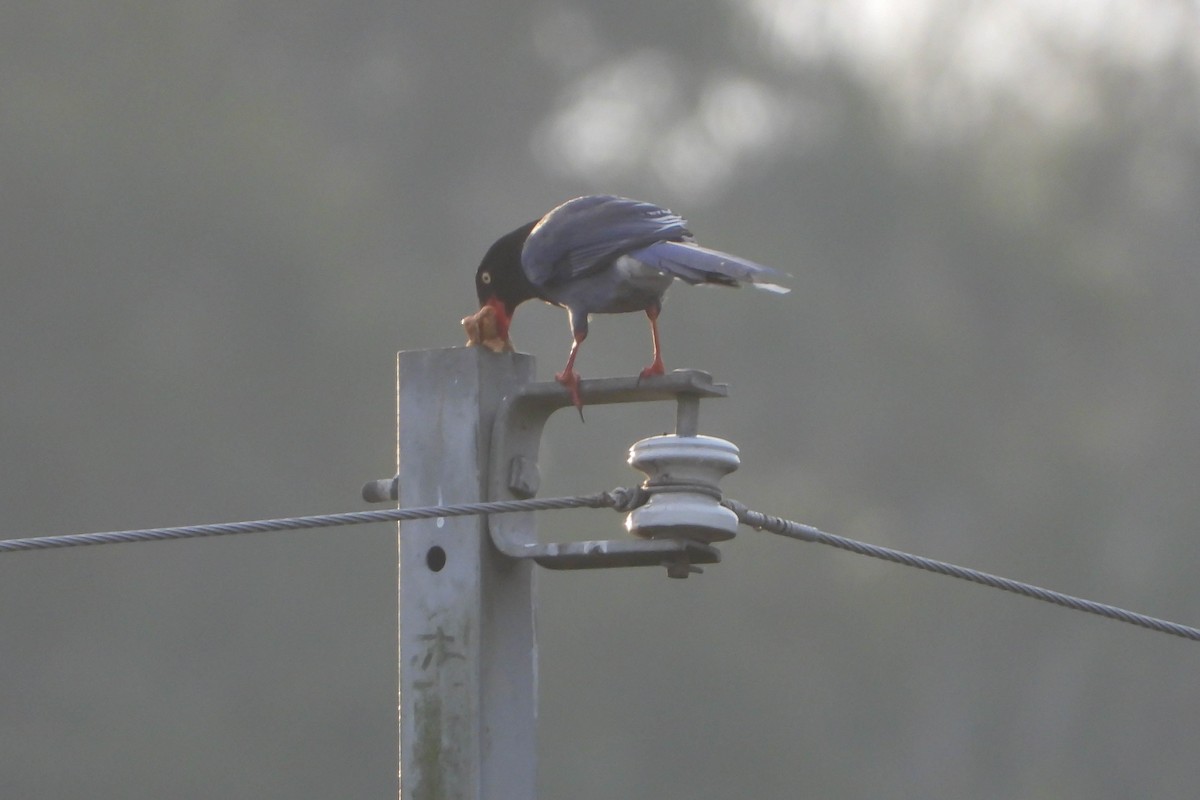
(362, 475), (399, 503)
(624, 434), (741, 543)
(665, 559), (703, 579)
(507, 455), (541, 499)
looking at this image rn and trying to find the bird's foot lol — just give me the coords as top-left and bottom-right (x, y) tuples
(555, 369), (586, 421)
(636, 359), (666, 386)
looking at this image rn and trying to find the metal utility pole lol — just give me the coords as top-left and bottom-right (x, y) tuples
(396, 347), (537, 800)
(386, 346), (737, 799)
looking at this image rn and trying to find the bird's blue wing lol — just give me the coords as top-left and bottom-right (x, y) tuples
(521, 195), (692, 287)
(631, 240), (791, 293)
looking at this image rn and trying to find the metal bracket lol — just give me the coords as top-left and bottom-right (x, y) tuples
(486, 370), (728, 574)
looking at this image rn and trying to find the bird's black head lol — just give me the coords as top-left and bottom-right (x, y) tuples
(475, 220), (540, 336)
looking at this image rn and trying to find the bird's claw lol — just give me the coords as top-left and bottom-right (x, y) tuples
(635, 360), (666, 387)
(555, 369), (586, 421)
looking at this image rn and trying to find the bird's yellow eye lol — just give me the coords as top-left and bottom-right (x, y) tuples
(480, 271), (492, 285)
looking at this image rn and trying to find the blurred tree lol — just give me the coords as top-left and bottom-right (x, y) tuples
(1, 2), (1198, 799)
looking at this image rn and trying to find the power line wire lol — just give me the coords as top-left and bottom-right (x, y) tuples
(0, 490), (636, 554)
(3, 488), (1196, 643)
(723, 499), (1200, 643)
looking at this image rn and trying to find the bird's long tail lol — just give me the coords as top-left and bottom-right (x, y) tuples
(632, 241), (790, 294)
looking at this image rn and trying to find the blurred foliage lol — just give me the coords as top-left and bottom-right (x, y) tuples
(2, 2), (1199, 798)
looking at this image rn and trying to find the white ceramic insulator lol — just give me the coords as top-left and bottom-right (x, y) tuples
(624, 434), (741, 542)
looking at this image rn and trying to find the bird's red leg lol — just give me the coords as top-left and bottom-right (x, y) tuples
(638, 306), (666, 381)
(555, 331), (586, 418)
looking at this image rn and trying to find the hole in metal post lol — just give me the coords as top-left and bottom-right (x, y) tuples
(426, 545), (447, 572)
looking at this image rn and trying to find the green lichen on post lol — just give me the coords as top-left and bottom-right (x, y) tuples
(412, 689), (445, 800)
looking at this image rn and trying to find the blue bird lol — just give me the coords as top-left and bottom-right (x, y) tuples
(473, 195), (789, 413)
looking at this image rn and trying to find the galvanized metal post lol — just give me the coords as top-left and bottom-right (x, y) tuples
(396, 347), (538, 799)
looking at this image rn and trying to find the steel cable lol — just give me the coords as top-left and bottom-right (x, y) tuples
(4, 486), (1196, 643)
(724, 499), (1200, 643)
(0, 490), (637, 554)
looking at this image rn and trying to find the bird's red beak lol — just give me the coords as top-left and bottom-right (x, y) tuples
(483, 296), (513, 344)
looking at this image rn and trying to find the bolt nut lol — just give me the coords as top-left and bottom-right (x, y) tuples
(507, 455), (541, 499)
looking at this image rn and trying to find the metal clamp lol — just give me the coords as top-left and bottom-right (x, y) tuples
(486, 370), (729, 577)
